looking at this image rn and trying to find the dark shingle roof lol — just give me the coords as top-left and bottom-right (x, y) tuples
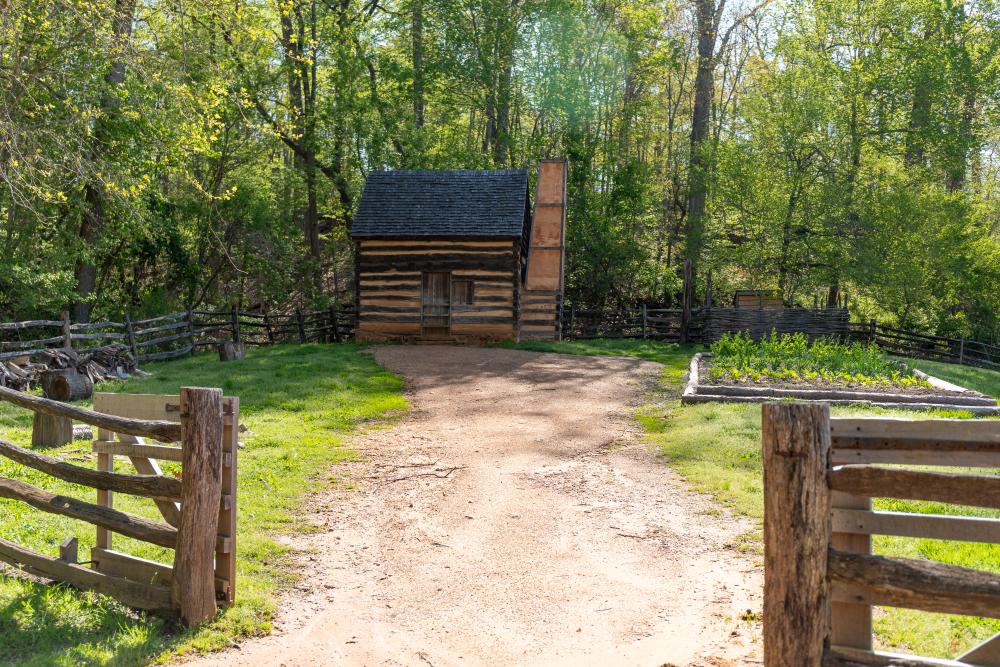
(351, 169), (529, 238)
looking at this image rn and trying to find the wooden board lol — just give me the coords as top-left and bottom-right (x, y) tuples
(831, 490), (872, 650)
(525, 248), (562, 291)
(93, 393), (181, 443)
(421, 272), (451, 333)
(0, 537), (171, 611)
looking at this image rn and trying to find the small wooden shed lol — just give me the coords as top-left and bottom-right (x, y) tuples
(352, 161), (566, 343)
(733, 289), (784, 309)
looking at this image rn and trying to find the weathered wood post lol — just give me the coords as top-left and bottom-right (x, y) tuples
(762, 402), (832, 665)
(59, 536), (78, 563)
(172, 386), (224, 627)
(219, 306), (246, 361)
(263, 309), (275, 345)
(569, 305), (576, 340)
(61, 311), (72, 350)
(185, 310), (196, 356)
(869, 319), (876, 345)
(329, 305), (341, 343)
(124, 314), (139, 362)
(959, 337), (966, 365)
(295, 309), (306, 343)
(230, 306), (241, 344)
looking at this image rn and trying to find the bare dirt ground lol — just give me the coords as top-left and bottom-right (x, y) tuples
(190, 346), (762, 667)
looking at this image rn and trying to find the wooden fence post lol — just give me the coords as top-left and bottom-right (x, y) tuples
(569, 305), (576, 340)
(330, 306), (341, 343)
(295, 309), (306, 343)
(172, 387), (224, 626)
(124, 315), (139, 362)
(230, 306), (241, 345)
(61, 311), (72, 350)
(642, 304), (648, 339)
(263, 309), (274, 345)
(762, 402), (832, 666)
(869, 319), (876, 344)
(959, 337), (966, 365)
(185, 310), (196, 356)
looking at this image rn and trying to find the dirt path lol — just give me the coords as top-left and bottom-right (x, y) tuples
(190, 347), (762, 667)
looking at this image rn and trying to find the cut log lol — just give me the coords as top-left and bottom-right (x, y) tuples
(40, 368), (93, 402)
(218, 342), (245, 362)
(32, 412), (73, 448)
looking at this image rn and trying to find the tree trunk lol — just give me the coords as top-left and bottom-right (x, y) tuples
(73, 0), (138, 323)
(684, 0), (722, 280)
(411, 0), (425, 129)
(904, 28), (933, 167)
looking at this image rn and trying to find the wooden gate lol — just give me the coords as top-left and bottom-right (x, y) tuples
(421, 272), (451, 338)
(762, 403), (1000, 666)
(0, 385), (237, 626)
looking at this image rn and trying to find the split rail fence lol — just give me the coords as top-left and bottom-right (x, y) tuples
(762, 403), (1000, 666)
(560, 304), (999, 371)
(0, 385), (238, 625)
(0, 305), (357, 366)
(850, 320), (1000, 371)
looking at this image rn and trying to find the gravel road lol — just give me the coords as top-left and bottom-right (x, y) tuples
(188, 346), (762, 667)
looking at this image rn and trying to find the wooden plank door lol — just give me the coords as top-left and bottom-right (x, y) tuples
(421, 272), (451, 338)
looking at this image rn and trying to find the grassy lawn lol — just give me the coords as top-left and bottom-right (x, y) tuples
(901, 356), (1000, 398)
(0, 343), (406, 666)
(506, 338), (1000, 660)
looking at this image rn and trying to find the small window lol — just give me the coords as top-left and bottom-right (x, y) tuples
(452, 280), (474, 306)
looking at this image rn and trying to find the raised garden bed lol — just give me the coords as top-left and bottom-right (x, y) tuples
(682, 332), (999, 415)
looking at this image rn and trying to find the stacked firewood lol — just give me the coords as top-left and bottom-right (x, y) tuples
(0, 345), (138, 391)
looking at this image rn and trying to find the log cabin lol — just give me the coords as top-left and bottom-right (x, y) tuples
(351, 160), (567, 343)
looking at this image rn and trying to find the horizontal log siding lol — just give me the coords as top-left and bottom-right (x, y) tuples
(356, 239), (519, 342)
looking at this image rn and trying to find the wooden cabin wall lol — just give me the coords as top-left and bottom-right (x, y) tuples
(356, 238), (520, 343)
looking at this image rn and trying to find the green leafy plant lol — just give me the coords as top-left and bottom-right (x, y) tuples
(708, 331), (930, 388)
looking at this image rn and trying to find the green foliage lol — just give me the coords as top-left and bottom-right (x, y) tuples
(1, 0), (999, 335)
(0, 344), (406, 665)
(708, 331), (929, 388)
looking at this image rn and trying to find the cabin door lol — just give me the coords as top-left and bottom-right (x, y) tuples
(421, 272), (451, 338)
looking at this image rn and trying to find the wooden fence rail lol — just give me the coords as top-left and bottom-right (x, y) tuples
(0, 305), (358, 373)
(762, 403), (1000, 666)
(0, 388), (238, 626)
(558, 303), (998, 371)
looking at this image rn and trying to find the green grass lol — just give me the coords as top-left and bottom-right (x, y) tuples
(900, 357), (1000, 398)
(0, 343), (407, 666)
(506, 337), (1000, 660)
